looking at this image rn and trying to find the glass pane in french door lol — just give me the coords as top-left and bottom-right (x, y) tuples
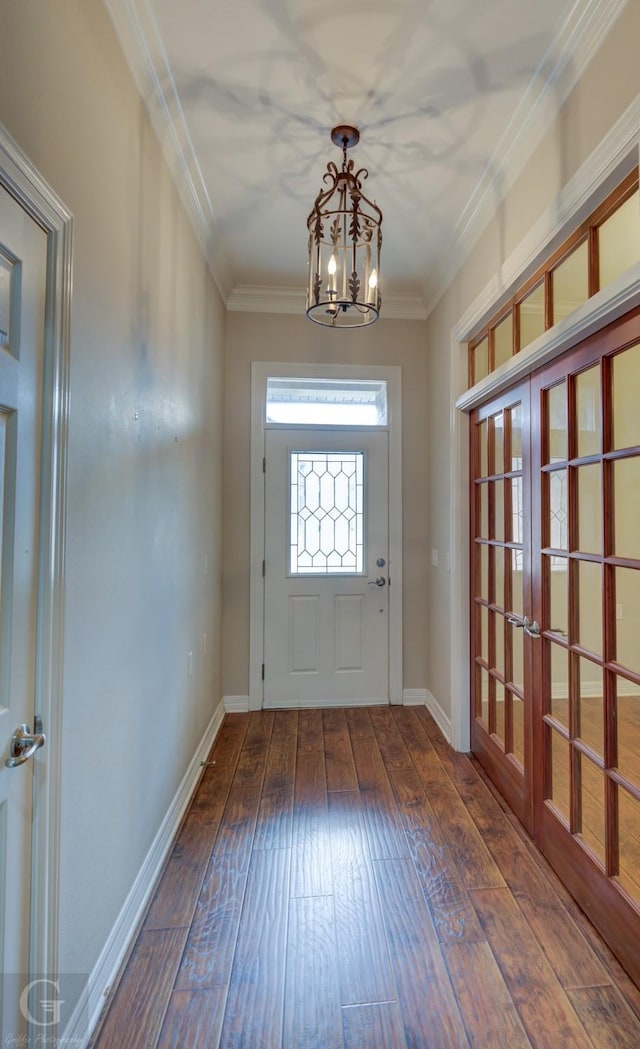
(530, 317), (640, 988)
(470, 383), (531, 830)
(536, 359), (609, 848)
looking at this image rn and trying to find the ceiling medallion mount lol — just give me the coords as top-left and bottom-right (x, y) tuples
(306, 125), (382, 329)
(330, 124), (360, 149)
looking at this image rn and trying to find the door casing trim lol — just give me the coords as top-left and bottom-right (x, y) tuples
(250, 361), (403, 710)
(0, 123), (72, 983)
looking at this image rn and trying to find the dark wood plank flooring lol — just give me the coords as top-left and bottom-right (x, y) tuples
(90, 706), (640, 1048)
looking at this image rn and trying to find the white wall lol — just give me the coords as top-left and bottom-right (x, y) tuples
(0, 1), (225, 980)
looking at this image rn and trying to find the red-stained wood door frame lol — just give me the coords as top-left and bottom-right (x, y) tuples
(471, 305), (640, 987)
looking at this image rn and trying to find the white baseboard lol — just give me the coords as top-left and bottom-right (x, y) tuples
(224, 694), (250, 712)
(425, 689), (453, 744)
(551, 680), (640, 700)
(403, 688), (453, 743)
(403, 688), (428, 706)
(64, 699), (226, 1047)
(478, 681), (640, 702)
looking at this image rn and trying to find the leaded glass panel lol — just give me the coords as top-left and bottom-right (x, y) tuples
(290, 450), (364, 574)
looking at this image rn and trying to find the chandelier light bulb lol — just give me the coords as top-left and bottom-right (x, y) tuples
(327, 253), (337, 294)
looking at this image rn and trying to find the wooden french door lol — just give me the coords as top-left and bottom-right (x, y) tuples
(471, 306), (640, 985)
(470, 381), (534, 831)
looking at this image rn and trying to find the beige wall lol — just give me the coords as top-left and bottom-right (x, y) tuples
(426, 0), (640, 722)
(0, 1), (225, 980)
(450, 3), (640, 317)
(1, 0), (636, 1006)
(222, 311), (429, 697)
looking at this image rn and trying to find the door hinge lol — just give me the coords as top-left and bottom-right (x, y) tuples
(261, 663), (265, 680)
(262, 559), (265, 577)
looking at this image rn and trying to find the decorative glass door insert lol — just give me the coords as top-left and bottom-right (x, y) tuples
(290, 451), (364, 574)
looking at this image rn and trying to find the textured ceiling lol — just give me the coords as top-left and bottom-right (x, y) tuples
(107, 0), (623, 310)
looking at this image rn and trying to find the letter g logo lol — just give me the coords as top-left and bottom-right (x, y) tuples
(19, 978), (65, 1027)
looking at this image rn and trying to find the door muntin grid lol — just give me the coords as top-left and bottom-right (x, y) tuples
(472, 401), (526, 764)
(289, 450), (365, 575)
(540, 344), (640, 904)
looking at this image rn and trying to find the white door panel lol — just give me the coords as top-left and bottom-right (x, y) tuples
(0, 186), (47, 1042)
(289, 595), (320, 672)
(264, 429), (389, 708)
(334, 594), (364, 671)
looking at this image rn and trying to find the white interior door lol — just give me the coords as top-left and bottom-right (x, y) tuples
(0, 185), (48, 1041)
(264, 428), (389, 708)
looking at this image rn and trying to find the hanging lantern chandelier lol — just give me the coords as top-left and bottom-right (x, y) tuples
(306, 125), (382, 328)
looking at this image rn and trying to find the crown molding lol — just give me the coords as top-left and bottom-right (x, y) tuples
(105, 0), (628, 319)
(424, 0), (631, 316)
(227, 284), (427, 321)
(103, 0), (233, 303)
(452, 93), (640, 344)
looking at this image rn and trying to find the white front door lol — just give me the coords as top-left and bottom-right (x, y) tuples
(0, 185), (48, 1041)
(264, 428), (389, 708)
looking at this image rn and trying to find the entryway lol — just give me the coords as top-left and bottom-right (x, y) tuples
(470, 306), (640, 984)
(249, 363), (403, 710)
(263, 428), (389, 708)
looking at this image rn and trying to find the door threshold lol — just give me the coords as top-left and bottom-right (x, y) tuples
(262, 697), (390, 710)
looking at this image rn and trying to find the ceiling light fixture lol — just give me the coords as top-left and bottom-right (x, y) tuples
(306, 125), (382, 328)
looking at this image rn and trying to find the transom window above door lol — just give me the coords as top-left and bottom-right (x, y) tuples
(468, 171), (640, 389)
(266, 376), (388, 426)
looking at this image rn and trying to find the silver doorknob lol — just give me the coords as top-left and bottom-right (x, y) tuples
(5, 723), (46, 768)
(506, 614), (541, 638)
(368, 577), (386, 587)
(523, 616), (541, 638)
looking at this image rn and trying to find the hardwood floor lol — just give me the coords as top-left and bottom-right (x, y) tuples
(90, 706), (640, 1048)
